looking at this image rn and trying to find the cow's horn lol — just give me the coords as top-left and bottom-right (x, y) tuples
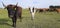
(16, 2), (18, 6)
(2, 2), (6, 7)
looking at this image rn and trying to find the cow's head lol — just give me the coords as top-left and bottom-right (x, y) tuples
(2, 2), (18, 18)
(29, 7), (34, 13)
(29, 7), (36, 20)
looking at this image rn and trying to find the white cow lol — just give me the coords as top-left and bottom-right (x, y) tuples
(29, 7), (36, 20)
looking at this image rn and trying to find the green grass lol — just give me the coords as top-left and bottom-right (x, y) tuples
(0, 9), (60, 28)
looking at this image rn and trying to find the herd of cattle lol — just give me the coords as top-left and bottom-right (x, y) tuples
(36, 5), (60, 13)
(1, 2), (60, 28)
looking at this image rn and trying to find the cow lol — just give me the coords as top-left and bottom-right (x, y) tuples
(36, 8), (49, 13)
(36, 8), (43, 12)
(29, 7), (36, 20)
(56, 8), (60, 13)
(49, 5), (60, 12)
(2, 2), (22, 27)
(49, 5), (56, 12)
(49, 5), (60, 13)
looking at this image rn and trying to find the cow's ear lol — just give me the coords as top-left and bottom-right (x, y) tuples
(2, 2), (7, 9)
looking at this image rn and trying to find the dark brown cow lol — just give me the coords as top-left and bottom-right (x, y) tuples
(2, 2), (22, 27)
(49, 5), (60, 13)
(49, 5), (60, 12)
(36, 8), (43, 12)
(56, 8), (60, 13)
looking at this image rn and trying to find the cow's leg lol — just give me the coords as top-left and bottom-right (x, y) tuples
(31, 13), (35, 20)
(19, 16), (22, 22)
(12, 16), (17, 27)
(19, 13), (22, 22)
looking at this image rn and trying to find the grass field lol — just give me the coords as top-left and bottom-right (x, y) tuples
(0, 9), (60, 28)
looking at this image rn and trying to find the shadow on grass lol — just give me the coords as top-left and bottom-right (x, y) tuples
(0, 18), (12, 26)
(27, 23), (41, 28)
(57, 20), (60, 22)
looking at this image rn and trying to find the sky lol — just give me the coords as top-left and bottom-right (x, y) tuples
(0, 0), (60, 8)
